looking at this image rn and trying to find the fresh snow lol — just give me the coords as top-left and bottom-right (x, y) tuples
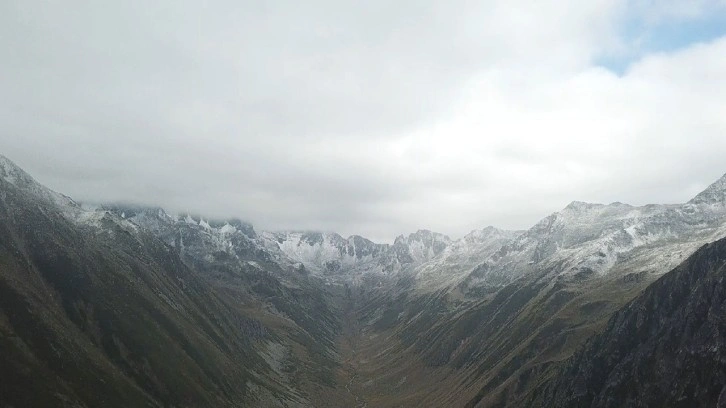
(5, 153), (726, 294)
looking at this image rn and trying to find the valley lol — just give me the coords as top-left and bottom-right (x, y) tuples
(340, 288), (367, 408)
(2, 154), (726, 407)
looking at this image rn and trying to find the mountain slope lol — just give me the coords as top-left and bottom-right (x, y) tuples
(528, 236), (726, 407)
(0, 157), (341, 407)
(0, 174), (254, 407)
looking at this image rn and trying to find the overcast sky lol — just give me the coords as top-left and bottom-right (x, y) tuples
(2, 1), (726, 242)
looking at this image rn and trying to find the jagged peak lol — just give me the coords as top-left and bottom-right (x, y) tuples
(394, 229), (451, 245)
(346, 234), (378, 246)
(463, 226), (497, 239)
(0, 155), (37, 188)
(102, 203), (171, 219)
(268, 230), (346, 246)
(563, 200), (605, 211)
(688, 172), (726, 205)
(463, 226), (521, 241)
(0, 155), (78, 211)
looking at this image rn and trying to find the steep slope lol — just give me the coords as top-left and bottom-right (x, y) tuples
(0, 157), (341, 407)
(0, 169), (255, 407)
(102, 205), (345, 405)
(529, 236), (726, 407)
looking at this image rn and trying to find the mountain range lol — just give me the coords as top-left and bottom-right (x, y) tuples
(1, 154), (726, 407)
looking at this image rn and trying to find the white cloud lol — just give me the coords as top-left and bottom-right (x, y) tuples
(1, 0), (725, 242)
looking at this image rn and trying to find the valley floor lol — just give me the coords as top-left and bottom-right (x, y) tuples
(340, 291), (368, 408)
(321, 289), (466, 408)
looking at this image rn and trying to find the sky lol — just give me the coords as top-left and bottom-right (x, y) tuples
(1, 1), (726, 242)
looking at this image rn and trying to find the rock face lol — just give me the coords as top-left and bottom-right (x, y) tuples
(530, 236), (726, 407)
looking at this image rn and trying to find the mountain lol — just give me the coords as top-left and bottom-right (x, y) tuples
(0, 154), (78, 211)
(256, 229), (453, 280)
(321, 175), (726, 407)
(259, 231), (392, 279)
(424, 195), (726, 295)
(528, 235), (726, 407)
(690, 173), (726, 205)
(2, 154), (726, 407)
(0, 158), (342, 407)
(106, 205), (459, 283)
(392, 229), (452, 265)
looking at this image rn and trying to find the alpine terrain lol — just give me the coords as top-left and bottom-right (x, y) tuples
(2, 153), (726, 407)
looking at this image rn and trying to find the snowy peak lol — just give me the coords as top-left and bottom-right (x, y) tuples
(346, 234), (385, 258)
(689, 173), (726, 205)
(104, 204), (170, 219)
(0, 155), (34, 187)
(214, 218), (256, 238)
(0, 155), (78, 211)
(99, 204), (269, 267)
(464, 183), (726, 288)
(461, 226), (521, 244)
(260, 230), (391, 275)
(393, 229), (451, 264)
(103, 204), (258, 239)
(393, 229), (451, 252)
(394, 229), (450, 244)
(563, 200), (603, 211)
(261, 229), (455, 278)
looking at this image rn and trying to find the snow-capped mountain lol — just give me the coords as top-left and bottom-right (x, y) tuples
(424, 175), (726, 293)
(260, 229), (453, 276)
(391, 230), (452, 265)
(99, 205), (274, 269)
(8, 151), (726, 296)
(410, 226), (523, 289)
(689, 172), (726, 205)
(93, 205), (454, 284)
(74, 169), (726, 295)
(252, 173), (726, 292)
(0, 155), (78, 211)
(259, 231), (391, 276)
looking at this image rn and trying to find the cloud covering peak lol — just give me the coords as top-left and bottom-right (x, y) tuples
(1, 0), (726, 242)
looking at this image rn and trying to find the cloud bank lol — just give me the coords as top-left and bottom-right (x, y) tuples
(1, 0), (726, 241)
